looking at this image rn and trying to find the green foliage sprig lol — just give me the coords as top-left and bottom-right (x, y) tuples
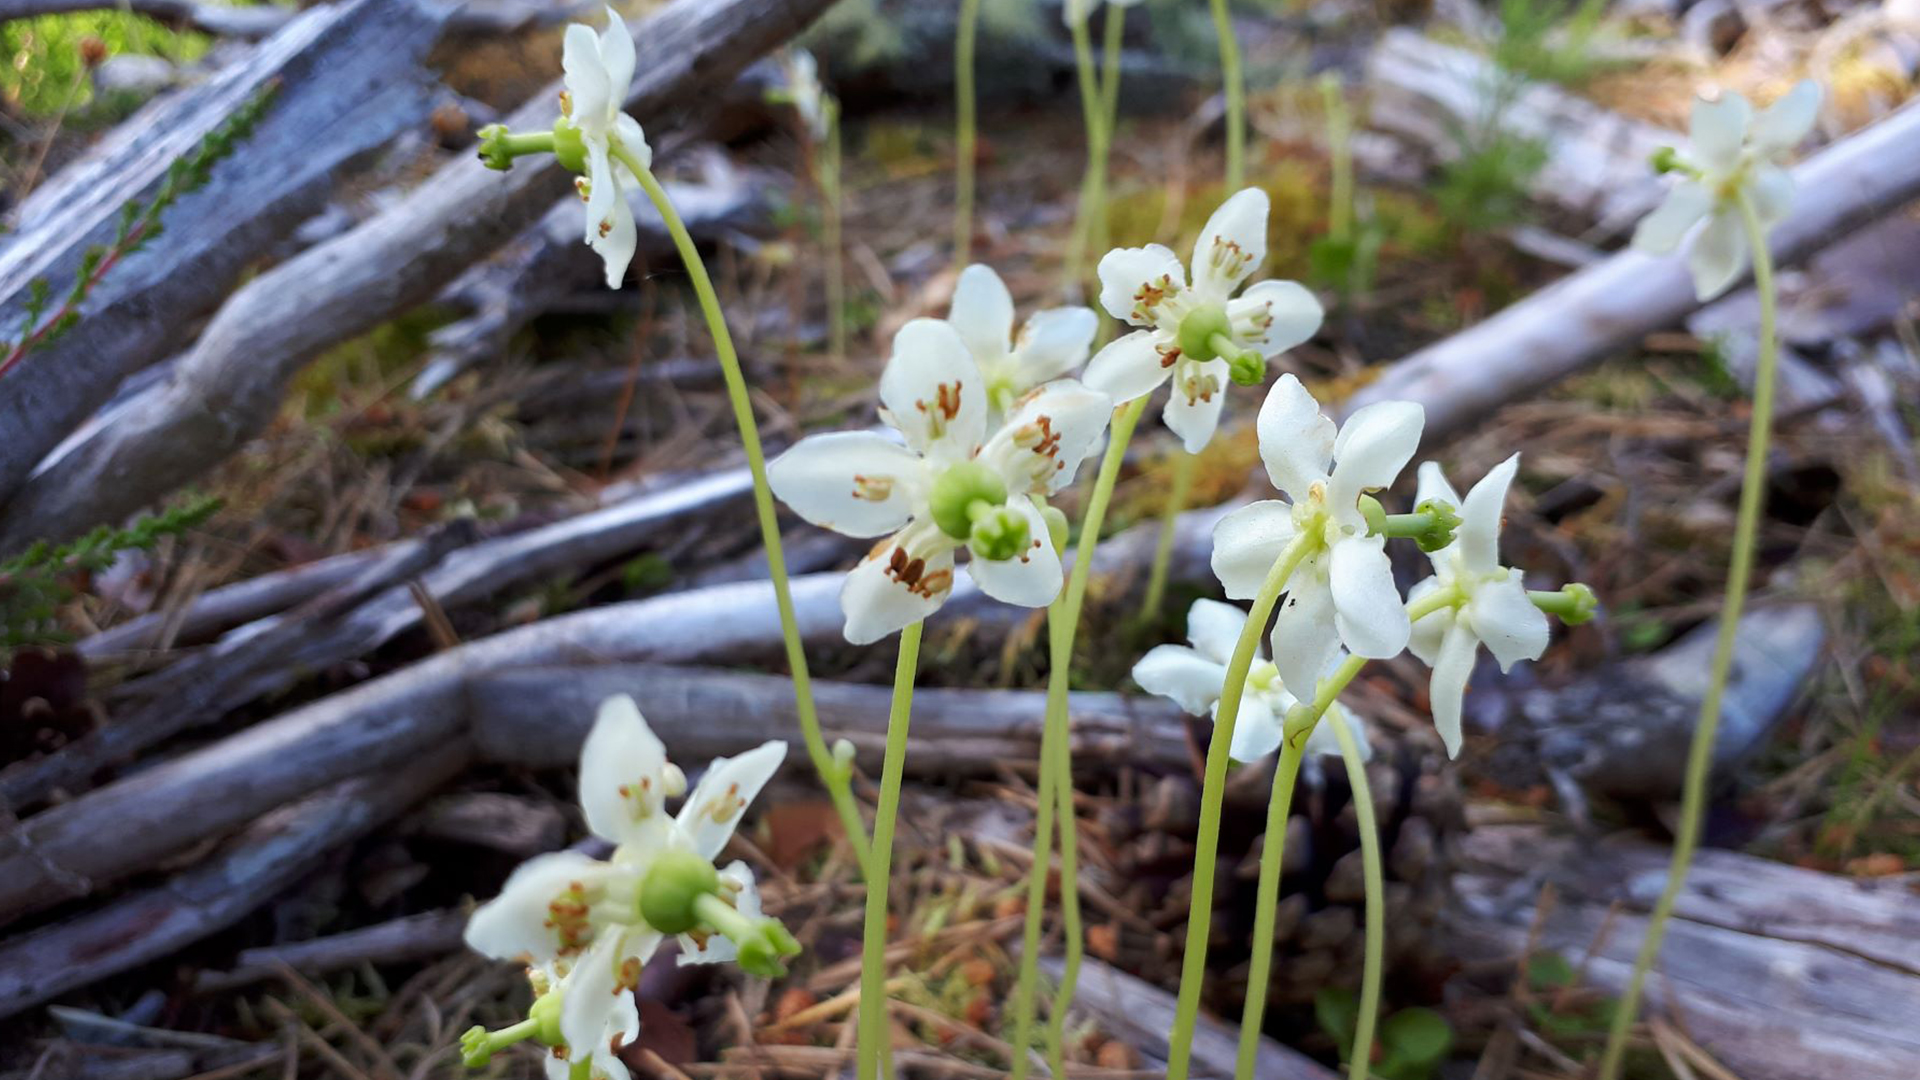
(0, 494), (220, 651)
(0, 81), (277, 382)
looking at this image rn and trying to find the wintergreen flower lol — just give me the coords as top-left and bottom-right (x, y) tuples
(558, 7), (652, 288)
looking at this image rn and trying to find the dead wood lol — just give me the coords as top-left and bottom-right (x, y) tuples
(1037, 956), (1338, 1080)
(1347, 93), (1920, 440)
(0, 752), (463, 1021)
(1449, 823), (1920, 1080)
(0, 0), (843, 555)
(0, 0), (595, 38)
(0, 0), (447, 511)
(190, 909), (467, 994)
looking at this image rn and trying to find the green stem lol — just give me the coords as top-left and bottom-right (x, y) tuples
(1324, 676), (1384, 1080)
(1090, 2), (1124, 263)
(1165, 530), (1318, 1080)
(1209, 0), (1246, 189)
(1061, 6), (1108, 292)
(1007, 395), (1148, 1080)
(1595, 190), (1780, 1080)
(823, 106), (848, 365)
(1139, 449), (1197, 624)
(855, 619), (924, 1080)
(953, 0), (982, 271)
(1232, 737), (1307, 1080)
(620, 149), (872, 874)
(1320, 74), (1352, 245)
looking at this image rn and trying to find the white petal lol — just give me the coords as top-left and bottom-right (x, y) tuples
(1427, 618), (1479, 759)
(1255, 374), (1335, 503)
(1328, 535), (1410, 659)
(1229, 279), (1323, 356)
(878, 319), (988, 457)
(1133, 644), (1228, 715)
(1096, 244), (1186, 326)
(1631, 183), (1712, 255)
(1186, 597), (1250, 664)
(1210, 500), (1297, 599)
(1406, 580), (1451, 665)
(983, 380), (1113, 495)
(1269, 568), (1340, 697)
(1226, 692), (1282, 763)
(965, 499), (1063, 606)
(590, 182), (637, 290)
(1083, 329), (1174, 404)
(559, 936), (623, 1062)
(1688, 208), (1748, 301)
(841, 538), (954, 644)
(677, 740), (787, 860)
(1012, 307), (1099, 386)
(613, 113), (651, 170)
(1328, 399), (1424, 526)
(1749, 80), (1820, 154)
(562, 23), (612, 132)
(1456, 453), (1518, 572)
(1748, 163), (1793, 226)
(580, 695), (676, 847)
(1690, 91), (1752, 173)
(768, 431), (925, 537)
(464, 852), (610, 963)
(1467, 575), (1550, 671)
(1163, 357), (1230, 453)
(1191, 187), (1269, 299)
(596, 7), (636, 115)
(950, 264), (1018, 367)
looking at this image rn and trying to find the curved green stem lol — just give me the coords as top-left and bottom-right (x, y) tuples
(1061, 6), (1108, 292)
(1208, 0), (1246, 189)
(953, 0), (982, 271)
(822, 106), (847, 365)
(1319, 660), (1383, 1080)
(1164, 531), (1318, 1080)
(855, 619), (924, 1080)
(1595, 190), (1780, 1080)
(620, 150), (871, 875)
(1007, 395), (1148, 1080)
(1321, 74), (1353, 246)
(1140, 449), (1198, 624)
(1232, 737), (1307, 1080)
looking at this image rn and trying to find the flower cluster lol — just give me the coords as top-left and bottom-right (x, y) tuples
(1632, 81), (1820, 300)
(768, 274), (1108, 643)
(461, 696), (797, 1078)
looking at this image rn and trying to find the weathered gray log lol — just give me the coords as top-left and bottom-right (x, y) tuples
(0, 467), (754, 811)
(0, 0), (447, 511)
(1345, 94), (1920, 439)
(190, 909), (467, 994)
(468, 663), (1192, 774)
(0, 753), (462, 1021)
(0, 0), (598, 37)
(1364, 29), (1673, 228)
(1475, 603), (1825, 805)
(0, 0), (843, 555)
(0, 503), (1226, 928)
(1450, 823), (1920, 1080)
(1037, 956), (1337, 1080)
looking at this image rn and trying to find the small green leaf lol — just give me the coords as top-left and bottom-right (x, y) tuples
(1381, 1007), (1452, 1064)
(1314, 987), (1359, 1059)
(1526, 951), (1576, 990)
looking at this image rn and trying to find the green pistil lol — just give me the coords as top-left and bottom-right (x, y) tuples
(1530, 582), (1598, 624)
(1360, 495), (1460, 552)
(1176, 304), (1266, 385)
(639, 850), (720, 934)
(967, 500), (1030, 561)
(930, 460), (1009, 540)
(551, 117), (588, 175)
(690, 892), (803, 977)
(476, 125), (556, 172)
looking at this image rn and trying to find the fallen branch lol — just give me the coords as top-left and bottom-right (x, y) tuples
(0, 0), (843, 554)
(1449, 823), (1920, 1080)
(0, 752), (462, 1021)
(1346, 96), (1920, 438)
(0, 0), (597, 38)
(0, 0), (447, 512)
(190, 909), (467, 994)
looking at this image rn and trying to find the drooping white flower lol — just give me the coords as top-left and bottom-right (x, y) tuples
(1083, 189), (1324, 452)
(1210, 374), (1424, 695)
(768, 318), (1112, 643)
(562, 8), (653, 288)
(777, 48), (831, 143)
(1406, 456), (1550, 758)
(1631, 81), (1821, 301)
(1133, 598), (1372, 764)
(948, 264), (1099, 416)
(464, 696), (787, 1048)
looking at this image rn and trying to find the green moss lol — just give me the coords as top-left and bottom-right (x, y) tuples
(3, 11), (213, 118)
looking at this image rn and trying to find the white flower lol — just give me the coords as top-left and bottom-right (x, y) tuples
(1210, 374), (1424, 695)
(778, 48), (831, 143)
(1406, 456), (1549, 758)
(562, 8), (653, 288)
(1083, 189), (1324, 452)
(1133, 598), (1372, 764)
(539, 961), (639, 1080)
(464, 696), (786, 1050)
(949, 264), (1099, 417)
(1631, 80), (1820, 301)
(768, 318), (1113, 643)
